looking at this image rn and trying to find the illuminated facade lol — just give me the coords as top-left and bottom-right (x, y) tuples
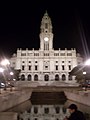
(10, 11), (83, 84)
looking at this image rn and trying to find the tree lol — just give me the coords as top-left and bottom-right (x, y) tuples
(69, 65), (90, 83)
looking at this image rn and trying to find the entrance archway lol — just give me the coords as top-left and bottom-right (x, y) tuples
(44, 74), (49, 81)
(62, 74), (66, 81)
(21, 74), (25, 81)
(27, 74), (32, 81)
(55, 74), (59, 81)
(34, 74), (38, 81)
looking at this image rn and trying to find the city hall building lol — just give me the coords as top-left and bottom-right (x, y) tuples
(10, 11), (83, 84)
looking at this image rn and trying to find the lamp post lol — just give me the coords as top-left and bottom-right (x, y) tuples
(82, 58), (90, 91)
(0, 59), (10, 90)
(0, 67), (4, 94)
(83, 71), (87, 91)
(10, 71), (14, 91)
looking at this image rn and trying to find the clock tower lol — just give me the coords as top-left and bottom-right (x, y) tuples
(39, 11), (53, 51)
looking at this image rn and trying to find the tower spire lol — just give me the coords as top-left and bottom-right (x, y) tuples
(39, 11), (53, 51)
(45, 10), (48, 15)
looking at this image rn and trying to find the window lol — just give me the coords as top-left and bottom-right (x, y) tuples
(22, 65), (24, 70)
(68, 65), (71, 70)
(34, 53), (39, 56)
(22, 61), (25, 63)
(62, 74), (66, 81)
(29, 61), (31, 63)
(60, 53), (65, 56)
(34, 107), (38, 114)
(21, 74), (25, 81)
(55, 74), (59, 81)
(68, 75), (72, 81)
(67, 53), (72, 56)
(55, 107), (60, 114)
(68, 61), (71, 63)
(34, 118), (37, 120)
(45, 66), (48, 70)
(54, 53), (59, 56)
(62, 61), (64, 63)
(27, 74), (32, 81)
(44, 74), (49, 81)
(45, 23), (48, 28)
(62, 65), (64, 70)
(21, 53), (26, 56)
(34, 74), (38, 81)
(29, 65), (31, 70)
(35, 65), (37, 70)
(44, 108), (49, 114)
(56, 65), (58, 70)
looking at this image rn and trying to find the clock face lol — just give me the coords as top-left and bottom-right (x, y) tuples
(44, 37), (48, 41)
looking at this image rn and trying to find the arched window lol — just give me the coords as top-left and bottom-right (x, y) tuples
(55, 106), (60, 114)
(62, 74), (66, 81)
(34, 74), (38, 81)
(27, 74), (32, 81)
(44, 74), (49, 81)
(62, 107), (67, 114)
(68, 75), (72, 81)
(21, 74), (25, 81)
(34, 107), (38, 114)
(44, 107), (49, 114)
(55, 74), (59, 81)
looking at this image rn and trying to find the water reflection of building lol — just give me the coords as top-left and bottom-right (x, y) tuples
(10, 11), (83, 84)
(19, 105), (69, 120)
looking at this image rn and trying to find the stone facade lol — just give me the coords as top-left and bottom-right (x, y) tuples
(10, 11), (83, 84)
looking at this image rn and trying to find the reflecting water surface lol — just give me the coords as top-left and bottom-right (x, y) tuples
(7, 92), (90, 120)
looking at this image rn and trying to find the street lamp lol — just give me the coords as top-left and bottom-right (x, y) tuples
(84, 59), (90, 66)
(0, 59), (10, 90)
(82, 59), (90, 91)
(10, 72), (14, 76)
(83, 71), (86, 75)
(0, 67), (4, 73)
(1, 59), (10, 66)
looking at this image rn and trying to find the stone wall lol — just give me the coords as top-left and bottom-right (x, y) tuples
(64, 90), (90, 106)
(0, 87), (32, 112)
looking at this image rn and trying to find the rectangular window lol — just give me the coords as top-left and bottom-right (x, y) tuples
(60, 53), (65, 56)
(69, 65), (71, 70)
(45, 23), (48, 28)
(44, 108), (49, 114)
(56, 65), (58, 70)
(22, 65), (24, 70)
(35, 65), (37, 70)
(29, 65), (31, 70)
(21, 53), (26, 56)
(62, 65), (64, 70)
(67, 53), (72, 56)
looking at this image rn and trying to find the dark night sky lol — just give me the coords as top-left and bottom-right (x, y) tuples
(0, 1), (90, 58)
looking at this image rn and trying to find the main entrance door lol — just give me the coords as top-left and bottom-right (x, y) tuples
(44, 74), (49, 81)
